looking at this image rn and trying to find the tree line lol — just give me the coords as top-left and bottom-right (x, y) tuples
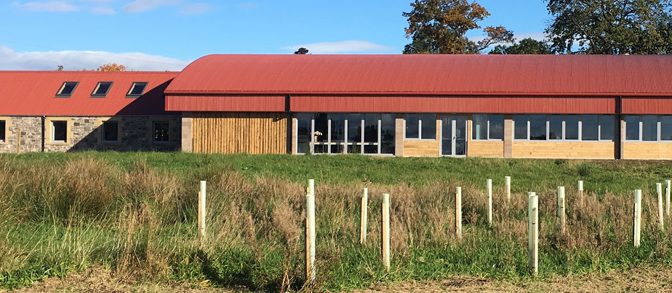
(403, 0), (672, 55)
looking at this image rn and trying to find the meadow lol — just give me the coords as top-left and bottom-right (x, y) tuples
(1, 152), (672, 291)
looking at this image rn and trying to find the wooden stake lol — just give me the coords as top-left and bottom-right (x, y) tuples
(198, 180), (206, 243)
(360, 187), (368, 244)
(666, 180), (671, 217)
(505, 176), (511, 202)
(455, 187), (462, 241)
(381, 193), (391, 272)
(658, 183), (664, 231)
(634, 189), (642, 248)
(557, 186), (566, 235)
(487, 179), (493, 226)
(305, 179), (316, 282)
(528, 192), (538, 276)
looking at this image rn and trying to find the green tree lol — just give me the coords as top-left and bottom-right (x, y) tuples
(403, 0), (513, 54)
(546, 0), (672, 54)
(490, 38), (552, 54)
(294, 47), (309, 54)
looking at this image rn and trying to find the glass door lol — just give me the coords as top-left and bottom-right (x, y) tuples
(442, 116), (467, 156)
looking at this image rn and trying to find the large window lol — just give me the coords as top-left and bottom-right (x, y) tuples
(296, 113), (395, 155)
(0, 120), (6, 142)
(626, 115), (672, 142)
(514, 115), (615, 141)
(405, 114), (436, 140)
(52, 121), (67, 142)
(472, 115), (503, 140)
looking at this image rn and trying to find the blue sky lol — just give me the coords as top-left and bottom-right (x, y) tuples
(0, 0), (551, 70)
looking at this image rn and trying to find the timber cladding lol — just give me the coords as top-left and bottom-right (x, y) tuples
(192, 113), (288, 154)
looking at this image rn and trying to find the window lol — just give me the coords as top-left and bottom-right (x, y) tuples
(330, 114), (345, 154)
(472, 115), (504, 140)
(529, 115), (546, 140)
(642, 115), (658, 141)
(102, 121), (119, 142)
(52, 121), (67, 142)
(582, 115), (599, 141)
(599, 115), (614, 141)
(405, 114), (436, 139)
(625, 116), (640, 140)
(346, 114), (361, 154)
(380, 114), (395, 154)
(152, 121), (170, 142)
(91, 82), (112, 97)
(661, 116), (672, 141)
(514, 116), (528, 140)
(297, 114), (312, 154)
(127, 82), (148, 96)
(548, 116), (563, 140)
(564, 115), (579, 140)
(56, 82), (78, 96)
(296, 113), (395, 155)
(515, 115), (614, 141)
(0, 120), (5, 142)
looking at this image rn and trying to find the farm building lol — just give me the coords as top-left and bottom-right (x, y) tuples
(1, 54), (672, 160)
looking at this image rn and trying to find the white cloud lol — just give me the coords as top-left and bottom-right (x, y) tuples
(283, 40), (391, 54)
(14, 1), (79, 12)
(0, 45), (189, 71)
(123, 0), (179, 13)
(180, 2), (211, 15)
(90, 6), (116, 14)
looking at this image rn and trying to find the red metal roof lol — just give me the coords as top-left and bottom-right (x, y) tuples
(165, 95), (286, 112)
(166, 54), (672, 97)
(0, 71), (177, 116)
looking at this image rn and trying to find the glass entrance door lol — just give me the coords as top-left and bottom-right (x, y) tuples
(441, 116), (467, 156)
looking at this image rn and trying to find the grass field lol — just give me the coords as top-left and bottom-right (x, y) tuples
(1, 152), (672, 291)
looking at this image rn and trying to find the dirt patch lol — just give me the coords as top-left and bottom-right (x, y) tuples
(357, 267), (672, 293)
(12, 266), (672, 292)
(9, 267), (238, 293)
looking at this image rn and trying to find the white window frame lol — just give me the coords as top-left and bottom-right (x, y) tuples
(472, 115), (503, 141)
(51, 120), (68, 143)
(514, 115), (614, 142)
(305, 114), (392, 156)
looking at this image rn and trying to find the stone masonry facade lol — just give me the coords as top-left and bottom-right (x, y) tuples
(0, 116), (180, 153)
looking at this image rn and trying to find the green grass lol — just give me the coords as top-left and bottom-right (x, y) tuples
(1, 152), (672, 291)
(8, 151), (672, 193)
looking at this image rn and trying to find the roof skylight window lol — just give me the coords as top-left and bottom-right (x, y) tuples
(127, 82), (148, 97)
(92, 82), (113, 97)
(56, 81), (78, 97)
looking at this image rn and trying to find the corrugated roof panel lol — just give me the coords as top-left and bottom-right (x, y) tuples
(166, 54), (672, 97)
(0, 71), (177, 116)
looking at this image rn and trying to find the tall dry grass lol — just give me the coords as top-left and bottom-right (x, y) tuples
(0, 156), (671, 291)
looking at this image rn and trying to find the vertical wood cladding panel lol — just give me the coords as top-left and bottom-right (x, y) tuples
(192, 113), (287, 154)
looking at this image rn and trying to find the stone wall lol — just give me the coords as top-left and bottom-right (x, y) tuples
(0, 116), (181, 153)
(0, 116), (42, 153)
